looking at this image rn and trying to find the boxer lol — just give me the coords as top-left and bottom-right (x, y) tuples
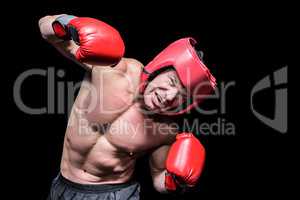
(39, 14), (216, 200)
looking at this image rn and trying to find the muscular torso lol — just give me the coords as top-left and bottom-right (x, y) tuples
(60, 59), (176, 184)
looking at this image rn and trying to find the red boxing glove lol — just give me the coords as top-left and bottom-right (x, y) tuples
(52, 15), (125, 64)
(165, 133), (206, 191)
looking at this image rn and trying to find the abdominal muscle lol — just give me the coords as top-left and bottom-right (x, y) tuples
(60, 119), (139, 185)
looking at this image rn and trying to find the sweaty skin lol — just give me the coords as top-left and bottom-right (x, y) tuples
(39, 15), (180, 192)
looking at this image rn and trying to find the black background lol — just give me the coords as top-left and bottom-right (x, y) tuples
(5, 1), (295, 199)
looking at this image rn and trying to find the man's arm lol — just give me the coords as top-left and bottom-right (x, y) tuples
(149, 145), (170, 193)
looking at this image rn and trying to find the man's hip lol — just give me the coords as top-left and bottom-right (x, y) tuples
(47, 173), (140, 200)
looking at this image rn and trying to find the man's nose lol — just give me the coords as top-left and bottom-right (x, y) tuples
(166, 88), (179, 101)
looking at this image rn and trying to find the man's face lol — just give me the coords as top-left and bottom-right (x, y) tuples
(143, 69), (187, 114)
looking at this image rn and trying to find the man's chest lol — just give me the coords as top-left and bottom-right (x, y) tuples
(102, 108), (177, 153)
(66, 104), (176, 159)
(74, 71), (138, 124)
(69, 69), (176, 153)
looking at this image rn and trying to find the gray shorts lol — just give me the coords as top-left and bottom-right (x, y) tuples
(47, 173), (140, 200)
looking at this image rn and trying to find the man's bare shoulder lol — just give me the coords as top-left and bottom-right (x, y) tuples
(91, 58), (143, 74)
(123, 58), (144, 73)
(124, 58), (143, 66)
(148, 115), (178, 145)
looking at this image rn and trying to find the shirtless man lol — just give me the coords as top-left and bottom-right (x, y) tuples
(39, 14), (216, 200)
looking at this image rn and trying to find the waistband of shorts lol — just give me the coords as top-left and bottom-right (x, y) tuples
(57, 173), (137, 193)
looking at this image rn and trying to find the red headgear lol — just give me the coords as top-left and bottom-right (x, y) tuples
(140, 37), (216, 115)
